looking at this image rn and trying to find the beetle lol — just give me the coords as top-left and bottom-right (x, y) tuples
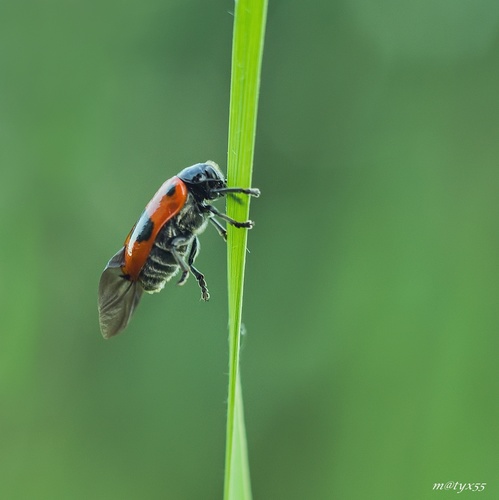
(98, 161), (260, 338)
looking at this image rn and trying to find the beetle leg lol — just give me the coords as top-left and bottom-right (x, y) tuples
(189, 264), (210, 301)
(169, 237), (192, 286)
(211, 187), (260, 197)
(209, 217), (227, 241)
(187, 237), (210, 300)
(177, 269), (189, 287)
(171, 237), (210, 301)
(204, 204), (254, 229)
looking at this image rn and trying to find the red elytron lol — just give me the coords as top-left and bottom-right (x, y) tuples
(123, 177), (188, 281)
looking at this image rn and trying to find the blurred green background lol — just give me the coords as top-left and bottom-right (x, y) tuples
(2, 0), (499, 498)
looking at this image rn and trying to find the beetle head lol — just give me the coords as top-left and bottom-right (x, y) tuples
(177, 161), (227, 201)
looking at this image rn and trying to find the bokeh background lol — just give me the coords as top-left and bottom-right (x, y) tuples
(2, 0), (499, 498)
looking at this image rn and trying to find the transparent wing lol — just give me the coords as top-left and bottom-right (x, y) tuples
(98, 248), (144, 338)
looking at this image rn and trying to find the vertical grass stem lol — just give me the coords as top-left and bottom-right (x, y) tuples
(223, 1), (268, 499)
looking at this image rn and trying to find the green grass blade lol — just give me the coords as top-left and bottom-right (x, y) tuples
(227, 374), (252, 499)
(224, 1), (268, 499)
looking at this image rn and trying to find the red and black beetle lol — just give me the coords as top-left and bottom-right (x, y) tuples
(98, 161), (259, 338)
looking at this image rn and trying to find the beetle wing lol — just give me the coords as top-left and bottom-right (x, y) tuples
(98, 248), (144, 338)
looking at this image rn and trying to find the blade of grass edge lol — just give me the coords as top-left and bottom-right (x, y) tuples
(224, 1), (268, 500)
